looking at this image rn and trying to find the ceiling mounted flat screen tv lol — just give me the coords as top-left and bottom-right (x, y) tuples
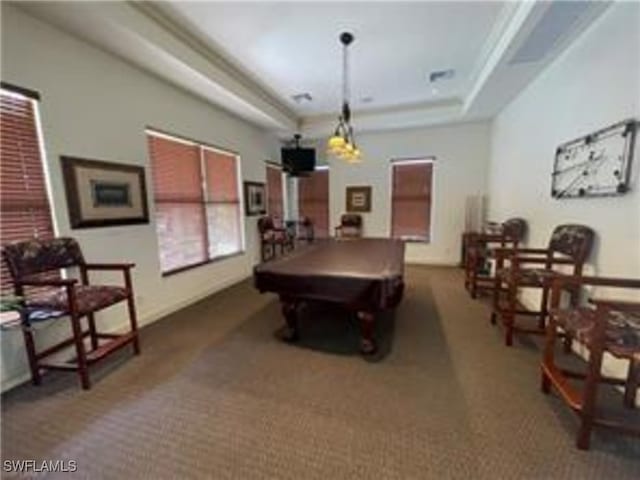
(281, 147), (316, 176)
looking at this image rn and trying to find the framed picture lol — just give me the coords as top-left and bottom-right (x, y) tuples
(346, 186), (372, 213)
(61, 156), (149, 229)
(244, 181), (267, 216)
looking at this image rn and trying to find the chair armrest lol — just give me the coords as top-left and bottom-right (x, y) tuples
(512, 248), (551, 254)
(589, 298), (640, 313)
(511, 257), (575, 265)
(18, 277), (77, 287)
(549, 275), (640, 309)
(83, 263), (135, 271)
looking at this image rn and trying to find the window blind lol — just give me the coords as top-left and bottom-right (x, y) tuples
(266, 165), (283, 220)
(147, 132), (243, 275)
(203, 148), (242, 259)
(391, 161), (433, 241)
(298, 169), (329, 237)
(148, 134), (207, 274)
(0, 89), (56, 293)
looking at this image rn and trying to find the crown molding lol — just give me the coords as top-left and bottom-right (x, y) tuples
(129, 1), (298, 123)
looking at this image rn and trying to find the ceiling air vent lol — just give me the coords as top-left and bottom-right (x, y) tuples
(509, 1), (597, 65)
(429, 69), (455, 83)
(291, 92), (312, 103)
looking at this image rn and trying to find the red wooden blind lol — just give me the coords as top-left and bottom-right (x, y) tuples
(298, 169), (329, 237)
(391, 161), (433, 241)
(266, 165), (283, 219)
(0, 90), (55, 293)
(203, 148), (242, 258)
(148, 134), (207, 274)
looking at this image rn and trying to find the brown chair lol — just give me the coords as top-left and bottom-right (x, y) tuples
(258, 216), (294, 262)
(288, 216), (314, 244)
(491, 224), (595, 346)
(464, 218), (527, 298)
(2, 237), (140, 390)
(542, 275), (640, 449)
(335, 214), (363, 239)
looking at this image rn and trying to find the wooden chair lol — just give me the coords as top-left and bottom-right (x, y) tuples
(542, 275), (640, 449)
(464, 218), (527, 298)
(291, 216), (314, 244)
(2, 237), (140, 390)
(491, 224), (595, 346)
(258, 216), (294, 262)
(335, 214), (363, 239)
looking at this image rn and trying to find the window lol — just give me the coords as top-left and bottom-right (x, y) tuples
(391, 159), (434, 241)
(266, 164), (284, 219)
(0, 85), (56, 292)
(298, 168), (329, 237)
(147, 131), (243, 275)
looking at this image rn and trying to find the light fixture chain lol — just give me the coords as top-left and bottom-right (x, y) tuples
(343, 41), (350, 104)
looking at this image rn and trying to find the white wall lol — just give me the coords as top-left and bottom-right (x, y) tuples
(487, 3), (640, 385)
(328, 122), (491, 264)
(489, 2), (640, 279)
(0, 5), (279, 390)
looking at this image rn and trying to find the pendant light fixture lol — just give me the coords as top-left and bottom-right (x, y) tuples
(327, 32), (362, 163)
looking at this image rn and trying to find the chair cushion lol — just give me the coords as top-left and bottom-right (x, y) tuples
(262, 230), (290, 243)
(496, 267), (559, 287)
(26, 285), (128, 317)
(552, 307), (640, 359)
(340, 226), (361, 238)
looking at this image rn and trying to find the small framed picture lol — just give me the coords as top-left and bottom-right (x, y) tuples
(244, 181), (267, 216)
(61, 156), (149, 229)
(346, 186), (372, 213)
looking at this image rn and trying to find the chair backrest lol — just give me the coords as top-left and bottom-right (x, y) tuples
(548, 224), (595, 264)
(340, 214), (362, 228)
(257, 216), (275, 234)
(502, 218), (527, 242)
(3, 237), (85, 281)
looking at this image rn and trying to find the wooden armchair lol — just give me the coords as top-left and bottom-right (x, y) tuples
(258, 216), (294, 262)
(287, 216), (314, 244)
(335, 214), (363, 239)
(2, 237), (140, 390)
(491, 224), (595, 346)
(464, 218), (527, 298)
(542, 275), (640, 449)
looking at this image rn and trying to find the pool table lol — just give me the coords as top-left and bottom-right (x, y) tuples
(253, 238), (405, 354)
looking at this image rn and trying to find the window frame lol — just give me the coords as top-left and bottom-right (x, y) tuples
(0, 85), (58, 292)
(146, 128), (245, 277)
(388, 157), (436, 243)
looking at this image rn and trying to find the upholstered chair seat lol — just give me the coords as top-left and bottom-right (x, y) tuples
(27, 285), (128, 317)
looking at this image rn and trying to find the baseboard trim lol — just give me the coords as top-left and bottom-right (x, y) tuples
(0, 272), (252, 393)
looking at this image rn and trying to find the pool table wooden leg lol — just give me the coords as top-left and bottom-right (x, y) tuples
(358, 311), (377, 355)
(280, 299), (299, 342)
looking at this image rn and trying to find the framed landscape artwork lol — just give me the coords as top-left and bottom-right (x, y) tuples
(244, 181), (267, 216)
(346, 186), (372, 213)
(61, 156), (149, 228)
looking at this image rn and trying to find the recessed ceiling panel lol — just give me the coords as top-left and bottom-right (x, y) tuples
(157, 1), (507, 115)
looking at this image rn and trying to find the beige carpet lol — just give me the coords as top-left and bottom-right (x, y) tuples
(2, 266), (639, 479)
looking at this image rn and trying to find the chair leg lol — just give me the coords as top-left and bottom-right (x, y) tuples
(491, 277), (501, 325)
(623, 358), (639, 408)
(87, 313), (99, 350)
(541, 318), (558, 394)
(538, 286), (549, 331)
(505, 282), (517, 346)
(21, 326), (41, 386)
(70, 314), (91, 390)
(577, 345), (604, 450)
(124, 270), (141, 356)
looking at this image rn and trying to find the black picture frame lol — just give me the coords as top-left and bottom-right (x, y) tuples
(61, 156), (149, 229)
(244, 181), (267, 216)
